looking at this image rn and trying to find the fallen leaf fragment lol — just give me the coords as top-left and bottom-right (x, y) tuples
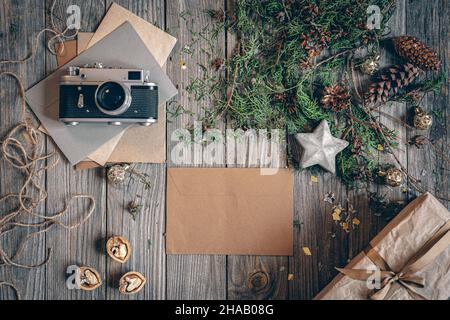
(288, 274), (295, 281)
(302, 247), (312, 256)
(311, 175), (319, 183)
(341, 222), (350, 233)
(332, 207), (342, 221)
(352, 218), (361, 226)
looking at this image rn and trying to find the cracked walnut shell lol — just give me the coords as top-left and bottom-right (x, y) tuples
(119, 272), (146, 295)
(107, 236), (131, 263)
(79, 267), (102, 291)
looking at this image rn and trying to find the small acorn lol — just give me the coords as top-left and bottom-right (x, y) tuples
(413, 107), (433, 130)
(119, 272), (146, 295)
(79, 266), (102, 291)
(107, 236), (132, 264)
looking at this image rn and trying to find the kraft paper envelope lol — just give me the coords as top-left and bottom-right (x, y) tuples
(167, 168), (294, 256)
(77, 32), (94, 55)
(107, 60), (167, 164)
(59, 3), (178, 166)
(55, 39), (77, 67)
(86, 2), (177, 164)
(26, 22), (178, 164)
(55, 33), (94, 66)
(38, 119), (124, 167)
(88, 2), (177, 67)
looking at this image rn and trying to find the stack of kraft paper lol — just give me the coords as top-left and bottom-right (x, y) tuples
(26, 3), (178, 169)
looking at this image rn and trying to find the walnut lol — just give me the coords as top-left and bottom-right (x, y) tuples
(119, 272), (146, 295)
(106, 236), (131, 263)
(79, 267), (102, 291)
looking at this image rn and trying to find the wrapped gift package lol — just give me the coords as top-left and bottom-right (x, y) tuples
(315, 193), (450, 300)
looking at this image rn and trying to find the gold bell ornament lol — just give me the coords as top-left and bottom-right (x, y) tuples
(360, 55), (381, 75)
(381, 167), (404, 187)
(413, 107), (433, 130)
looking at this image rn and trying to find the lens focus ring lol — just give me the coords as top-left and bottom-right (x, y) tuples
(95, 81), (132, 116)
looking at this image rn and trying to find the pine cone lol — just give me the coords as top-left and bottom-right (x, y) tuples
(321, 84), (351, 112)
(393, 36), (441, 71)
(366, 63), (422, 105)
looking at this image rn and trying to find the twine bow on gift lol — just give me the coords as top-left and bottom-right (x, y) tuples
(336, 220), (450, 300)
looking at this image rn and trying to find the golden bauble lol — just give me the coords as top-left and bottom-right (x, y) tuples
(384, 168), (403, 187)
(413, 107), (433, 130)
(360, 55), (380, 75)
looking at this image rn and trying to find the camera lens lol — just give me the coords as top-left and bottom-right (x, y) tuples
(95, 81), (131, 116)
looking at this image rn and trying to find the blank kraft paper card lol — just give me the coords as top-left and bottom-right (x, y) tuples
(167, 168), (294, 256)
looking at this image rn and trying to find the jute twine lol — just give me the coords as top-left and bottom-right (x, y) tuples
(0, 0), (93, 300)
(0, 0), (79, 66)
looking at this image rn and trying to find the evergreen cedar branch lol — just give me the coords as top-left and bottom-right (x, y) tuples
(180, 0), (443, 189)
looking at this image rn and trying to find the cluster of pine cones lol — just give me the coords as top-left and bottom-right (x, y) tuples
(366, 35), (441, 104)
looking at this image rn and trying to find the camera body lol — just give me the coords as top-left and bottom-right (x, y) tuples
(59, 64), (158, 126)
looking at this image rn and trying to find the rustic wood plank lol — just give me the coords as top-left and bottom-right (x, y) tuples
(44, 0), (107, 300)
(227, 159), (289, 300)
(290, 1), (410, 299)
(349, 0), (408, 257)
(166, 0), (227, 300)
(103, 0), (167, 300)
(0, 0), (448, 301)
(406, 0), (450, 209)
(106, 164), (166, 300)
(0, 0), (47, 301)
(227, 151), (289, 300)
(223, 0), (289, 300)
(339, 1), (409, 303)
(228, 256), (289, 300)
(289, 172), (348, 300)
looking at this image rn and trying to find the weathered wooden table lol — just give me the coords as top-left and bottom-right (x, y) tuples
(0, 0), (448, 300)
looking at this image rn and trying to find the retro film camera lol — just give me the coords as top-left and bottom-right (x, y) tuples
(59, 63), (158, 126)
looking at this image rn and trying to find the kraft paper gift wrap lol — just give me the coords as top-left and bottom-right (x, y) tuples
(166, 168), (294, 256)
(315, 193), (450, 300)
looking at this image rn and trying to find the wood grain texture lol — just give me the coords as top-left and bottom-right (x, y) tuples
(344, 0), (408, 299)
(224, 0), (289, 300)
(103, 0), (166, 301)
(347, 0), (408, 259)
(405, 0), (449, 209)
(44, 0), (107, 300)
(346, 2), (409, 269)
(106, 164), (166, 300)
(166, 0), (227, 300)
(289, 172), (348, 299)
(0, 0), (448, 301)
(0, 0), (47, 301)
